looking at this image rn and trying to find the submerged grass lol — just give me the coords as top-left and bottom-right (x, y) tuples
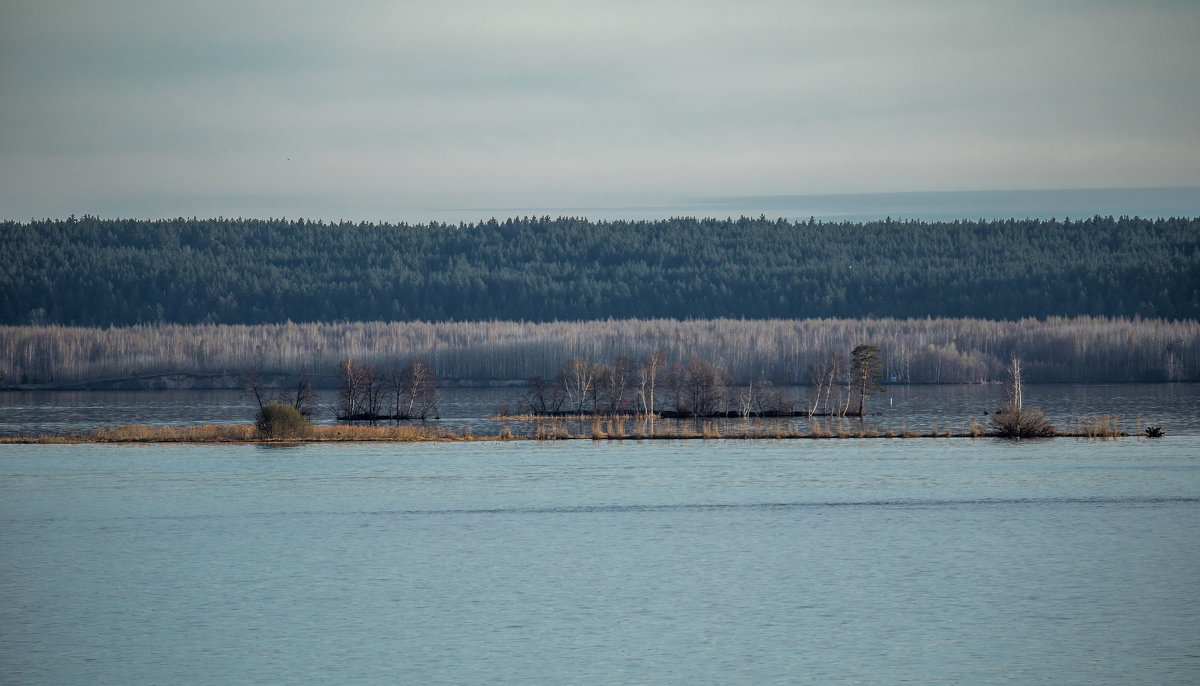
(1070, 415), (1128, 439)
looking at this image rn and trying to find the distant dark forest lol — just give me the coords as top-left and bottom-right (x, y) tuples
(2, 214), (1196, 326)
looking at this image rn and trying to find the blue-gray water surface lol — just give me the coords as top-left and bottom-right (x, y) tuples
(2, 438), (1198, 685)
(3, 383), (1198, 437)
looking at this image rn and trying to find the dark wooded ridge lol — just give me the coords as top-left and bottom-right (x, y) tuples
(2, 214), (1196, 325)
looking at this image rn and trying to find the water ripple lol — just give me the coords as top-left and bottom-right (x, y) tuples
(7, 495), (1198, 525)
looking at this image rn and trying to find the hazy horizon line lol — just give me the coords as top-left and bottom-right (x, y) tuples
(6, 185), (1199, 224)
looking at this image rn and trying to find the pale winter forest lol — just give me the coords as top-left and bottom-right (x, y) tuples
(1, 316), (1194, 389)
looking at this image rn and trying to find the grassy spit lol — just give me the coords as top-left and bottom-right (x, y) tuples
(0, 423), (480, 444)
(0, 418), (1134, 444)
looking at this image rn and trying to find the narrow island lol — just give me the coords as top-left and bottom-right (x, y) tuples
(3, 356), (1161, 444)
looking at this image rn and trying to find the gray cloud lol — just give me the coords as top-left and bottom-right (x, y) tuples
(1, 0), (1198, 220)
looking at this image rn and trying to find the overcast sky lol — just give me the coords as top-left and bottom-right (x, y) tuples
(1, 0), (1198, 221)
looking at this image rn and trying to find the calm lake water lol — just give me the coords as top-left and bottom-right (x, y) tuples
(2, 383), (1198, 437)
(1, 438), (1198, 685)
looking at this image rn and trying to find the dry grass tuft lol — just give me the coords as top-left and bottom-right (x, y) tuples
(1073, 415), (1124, 439)
(534, 419), (572, 440)
(607, 417), (626, 438)
(307, 424), (470, 441)
(90, 424), (258, 442)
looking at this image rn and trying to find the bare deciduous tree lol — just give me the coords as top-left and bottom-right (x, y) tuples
(637, 349), (667, 416)
(807, 352), (843, 415)
(1005, 357), (1023, 410)
(337, 357), (380, 421)
(240, 368), (266, 414)
(403, 357), (439, 420)
(559, 356), (601, 414)
(277, 365), (317, 418)
(363, 367), (385, 422)
(520, 374), (566, 414)
(600, 355), (635, 414)
(736, 378), (758, 418)
(757, 378), (792, 415)
(738, 376), (791, 417)
(671, 355), (728, 417)
(385, 368), (406, 420)
(990, 356), (1055, 437)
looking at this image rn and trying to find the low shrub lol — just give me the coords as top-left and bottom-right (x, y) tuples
(990, 406), (1056, 438)
(255, 402), (310, 439)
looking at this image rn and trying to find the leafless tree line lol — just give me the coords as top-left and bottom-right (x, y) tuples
(0, 316), (1196, 387)
(515, 351), (672, 415)
(240, 366), (318, 419)
(335, 357), (439, 421)
(512, 347), (883, 418)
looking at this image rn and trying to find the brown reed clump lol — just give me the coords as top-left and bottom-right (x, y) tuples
(631, 419), (646, 439)
(607, 417), (626, 438)
(533, 419), (571, 440)
(90, 424), (259, 442)
(0, 424), (253, 443)
(969, 418), (983, 438)
(307, 424), (466, 442)
(1076, 414), (1123, 440)
(534, 420), (553, 440)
